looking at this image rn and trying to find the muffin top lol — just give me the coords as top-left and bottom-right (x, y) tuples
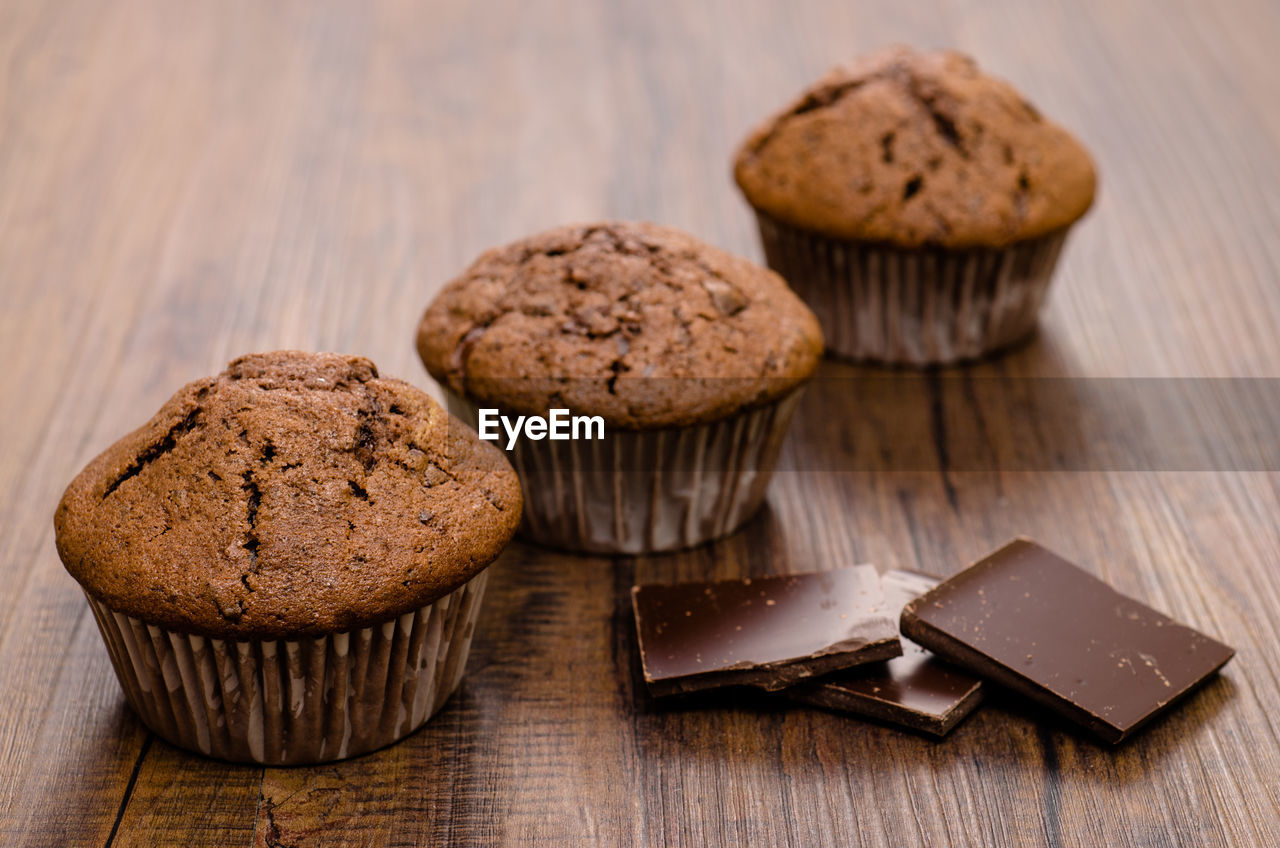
(55, 351), (522, 639)
(733, 46), (1097, 248)
(416, 221), (824, 429)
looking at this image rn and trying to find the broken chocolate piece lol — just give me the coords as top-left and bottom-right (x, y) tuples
(787, 570), (983, 737)
(900, 538), (1235, 744)
(632, 565), (901, 697)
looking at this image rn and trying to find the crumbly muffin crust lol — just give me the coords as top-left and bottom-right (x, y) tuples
(55, 351), (522, 639)
(734, 46), (1097, 248)
(416, 221), (824, 429)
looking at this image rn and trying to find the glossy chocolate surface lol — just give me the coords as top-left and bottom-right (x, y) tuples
(788, 570), (983, 737)
(632, 565), (901, 696)
(901, 539), (1235, 743)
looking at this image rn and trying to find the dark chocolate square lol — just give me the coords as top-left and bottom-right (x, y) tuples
(901, 539), (1235, 743)
(632, 565), (902, 697)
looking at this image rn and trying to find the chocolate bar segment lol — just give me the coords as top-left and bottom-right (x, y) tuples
(787, 570), (983, 737)
(631, 565), (901, 696)
(900, 539), (1235, 743)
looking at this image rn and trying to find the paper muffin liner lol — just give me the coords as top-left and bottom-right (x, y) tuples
(444, 389), (803, 554)
(83, 570), (488, 765)
(755, 214), (1071, 365)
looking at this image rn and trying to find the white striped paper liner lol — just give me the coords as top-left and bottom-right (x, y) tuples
(445, 389), (803, 554)
(756, 214), (1070, 365)
(84, 569), (488, 765)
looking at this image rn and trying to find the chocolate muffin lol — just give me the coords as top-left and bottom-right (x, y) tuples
(734, 46), (1097, 365)
(417, 221), (823, 554)
(55, 351), (522, 764)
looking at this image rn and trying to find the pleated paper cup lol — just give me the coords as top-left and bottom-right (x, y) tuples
(756, 214), (1071, 366)
(84, 570), (488, 765)
(444, 389), (803, 555)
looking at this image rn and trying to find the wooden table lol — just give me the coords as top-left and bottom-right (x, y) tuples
(3, 1), (1278, 845)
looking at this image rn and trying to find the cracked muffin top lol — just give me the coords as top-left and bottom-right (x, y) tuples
(416, 221), (824, 429)
(54, 351), (522, 639)
(733, 46), (1097, 248)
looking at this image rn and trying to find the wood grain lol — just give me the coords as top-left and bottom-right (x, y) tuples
(1, 0), (1278, 845)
